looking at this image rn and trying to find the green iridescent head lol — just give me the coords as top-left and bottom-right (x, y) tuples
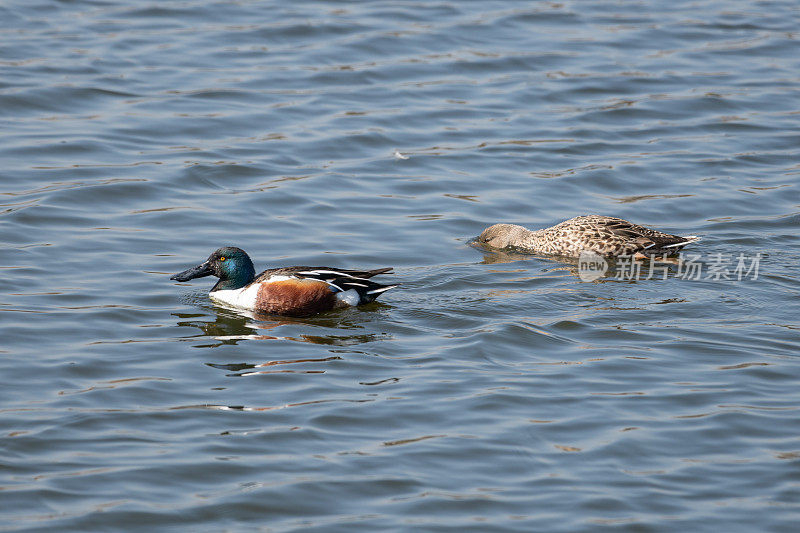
(170, 246), (256, 291)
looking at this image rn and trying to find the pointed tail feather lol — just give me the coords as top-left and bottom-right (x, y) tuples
(663, 235), (701, 249)
(358, 267), (393, 278)
(366, 284), (399, 295)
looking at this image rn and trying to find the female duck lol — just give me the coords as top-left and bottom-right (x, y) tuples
(477, 215), (700, 258)
(171, 247), (396, 317)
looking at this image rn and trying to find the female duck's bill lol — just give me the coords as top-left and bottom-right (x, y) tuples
(170, 247), (397, 317)
(475, 215), (700, 258)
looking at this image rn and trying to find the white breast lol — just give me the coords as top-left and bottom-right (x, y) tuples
(209, 283), (262, 310)
(208, 275), (294, 310)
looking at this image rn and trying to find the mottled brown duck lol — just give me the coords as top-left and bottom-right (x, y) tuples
(477, 215), (700, 258)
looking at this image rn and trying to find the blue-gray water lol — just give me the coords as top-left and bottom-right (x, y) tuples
(2, 1), (799, 531)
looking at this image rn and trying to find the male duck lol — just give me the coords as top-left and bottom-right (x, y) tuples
(171, 247), (397, 317)
(477, 215), (700, 258)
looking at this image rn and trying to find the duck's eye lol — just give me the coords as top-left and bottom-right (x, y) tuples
(219, 256), (226, 262)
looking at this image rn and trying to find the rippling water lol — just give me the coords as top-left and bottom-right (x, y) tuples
(2, 1), (799, 531)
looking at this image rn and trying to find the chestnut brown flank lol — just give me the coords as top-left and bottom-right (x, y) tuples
(255, 279), (336, 317)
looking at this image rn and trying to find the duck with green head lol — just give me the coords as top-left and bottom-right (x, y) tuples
(171, 247), (396, 317)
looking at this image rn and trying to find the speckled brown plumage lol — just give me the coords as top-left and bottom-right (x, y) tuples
(477, 215), (700, 257)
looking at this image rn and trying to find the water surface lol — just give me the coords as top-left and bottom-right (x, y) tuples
(2, 1), (799, 531)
